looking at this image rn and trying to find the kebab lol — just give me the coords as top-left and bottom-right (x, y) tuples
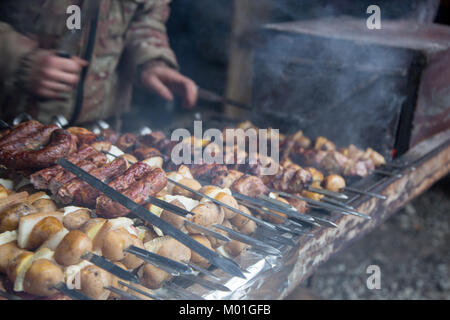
(0, 205), (170, 299)
(0, 188), (204, 297)
(1, 187), (238, 293)
(0, 121), (296, 276)
(131, 129), (374, 218)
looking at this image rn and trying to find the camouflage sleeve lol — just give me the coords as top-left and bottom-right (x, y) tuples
(0, 22), (39, 94)
(125, 0), (179, 72)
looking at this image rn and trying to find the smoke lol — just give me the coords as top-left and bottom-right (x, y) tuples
(164, 0), (439, 156)
(247, 0), (439, 157)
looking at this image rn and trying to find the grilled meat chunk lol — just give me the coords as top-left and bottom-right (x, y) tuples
(30, 146), (104, 190)
(0, 129), (76, 170)
(96, 168), (167, 218)
(56, 158), (128, 206)
(231, 174), (268, 197)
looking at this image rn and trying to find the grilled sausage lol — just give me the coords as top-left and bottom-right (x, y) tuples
(30, 145), (103, 190)
(57, 158), (128, 206)
(0, 121), (43, 149)
(0, 124), (59, 153)
(1, 129), (77, 170)
(96, 168), (167, 218)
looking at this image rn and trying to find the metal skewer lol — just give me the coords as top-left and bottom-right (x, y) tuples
(212, 224), (282, 256)
(321, 196), (355, 211)
(382, 162), (407, 169)
(127, 247), (229, 292)
(307, 186), (349, 200)
(342, 186), (387, 200)
(178, 275), (231, 292)
(167, 178), (279, 231)
(274, 189), (371, 220)
(0, 289), (22, 300)
(232, 191), (316, 225)
(53, 282), (92, 300)
(187, 262), (221, 281)
(194, 178), (319, 225)
(81, 252), (140, 283)
(373, 169), (402, 178)
(118, 281), (163, 300)
(256, 194), (337, 228)
(103, 152), (279, 240)
(0, 119), (13, 130)
(57, 158), (246, 279)
(105, 286), (142, 300)
(184, 220), (231, 243)
(125, 246), (193, 276)
(163, 282), (205, 300)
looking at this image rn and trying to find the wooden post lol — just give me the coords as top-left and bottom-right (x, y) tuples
(225, 0), (272, 117)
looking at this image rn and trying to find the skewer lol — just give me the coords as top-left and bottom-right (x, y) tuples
(145, 198), (234, 244)
(184, 220), (232, 243)
(255, 195), (336, 228)
(52, 115), (69, 128)
(212, 224), (282, 256)
(163, 282), (205, 300)
(274, 189), (371, 220)
(53, 282), (92, 300)
(194, 178), (319, 225)
(57, 158), (247, 279)
(231, 191), (316, 224)
(178, 275), (231, 292)
(265, 234), (296, 247)
(373, 169), (402, 178)
(306, 186), (349, 200)
(166, 178), (280, 231)
(12, 113), (32, 126)
(0, 289), (22, 300)
(382, 162), (407, 169)
(125, 246), (193, 276)
(118, 281), (163, 300)
(102, 151), (280, 239)
(342, 186), (387, 200)
(321, 197), (355, 211)
(0, 119), (13, 130)
(305, 214), (339, 229)
(126, 247), (229, 292)
(81, 252), (140, 283)
(105, 286), (142, 300)
(187, 262), (221, 281)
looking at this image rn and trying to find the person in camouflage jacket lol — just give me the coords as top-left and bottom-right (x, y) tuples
(0, 0), (197, 125)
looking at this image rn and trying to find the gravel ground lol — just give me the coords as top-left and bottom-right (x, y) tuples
(292, 176), (450, 300)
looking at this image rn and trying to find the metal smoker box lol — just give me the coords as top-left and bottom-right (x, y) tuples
(252, 17), (450, 158)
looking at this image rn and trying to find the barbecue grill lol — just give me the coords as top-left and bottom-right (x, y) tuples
(0, 18), (449, 301)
